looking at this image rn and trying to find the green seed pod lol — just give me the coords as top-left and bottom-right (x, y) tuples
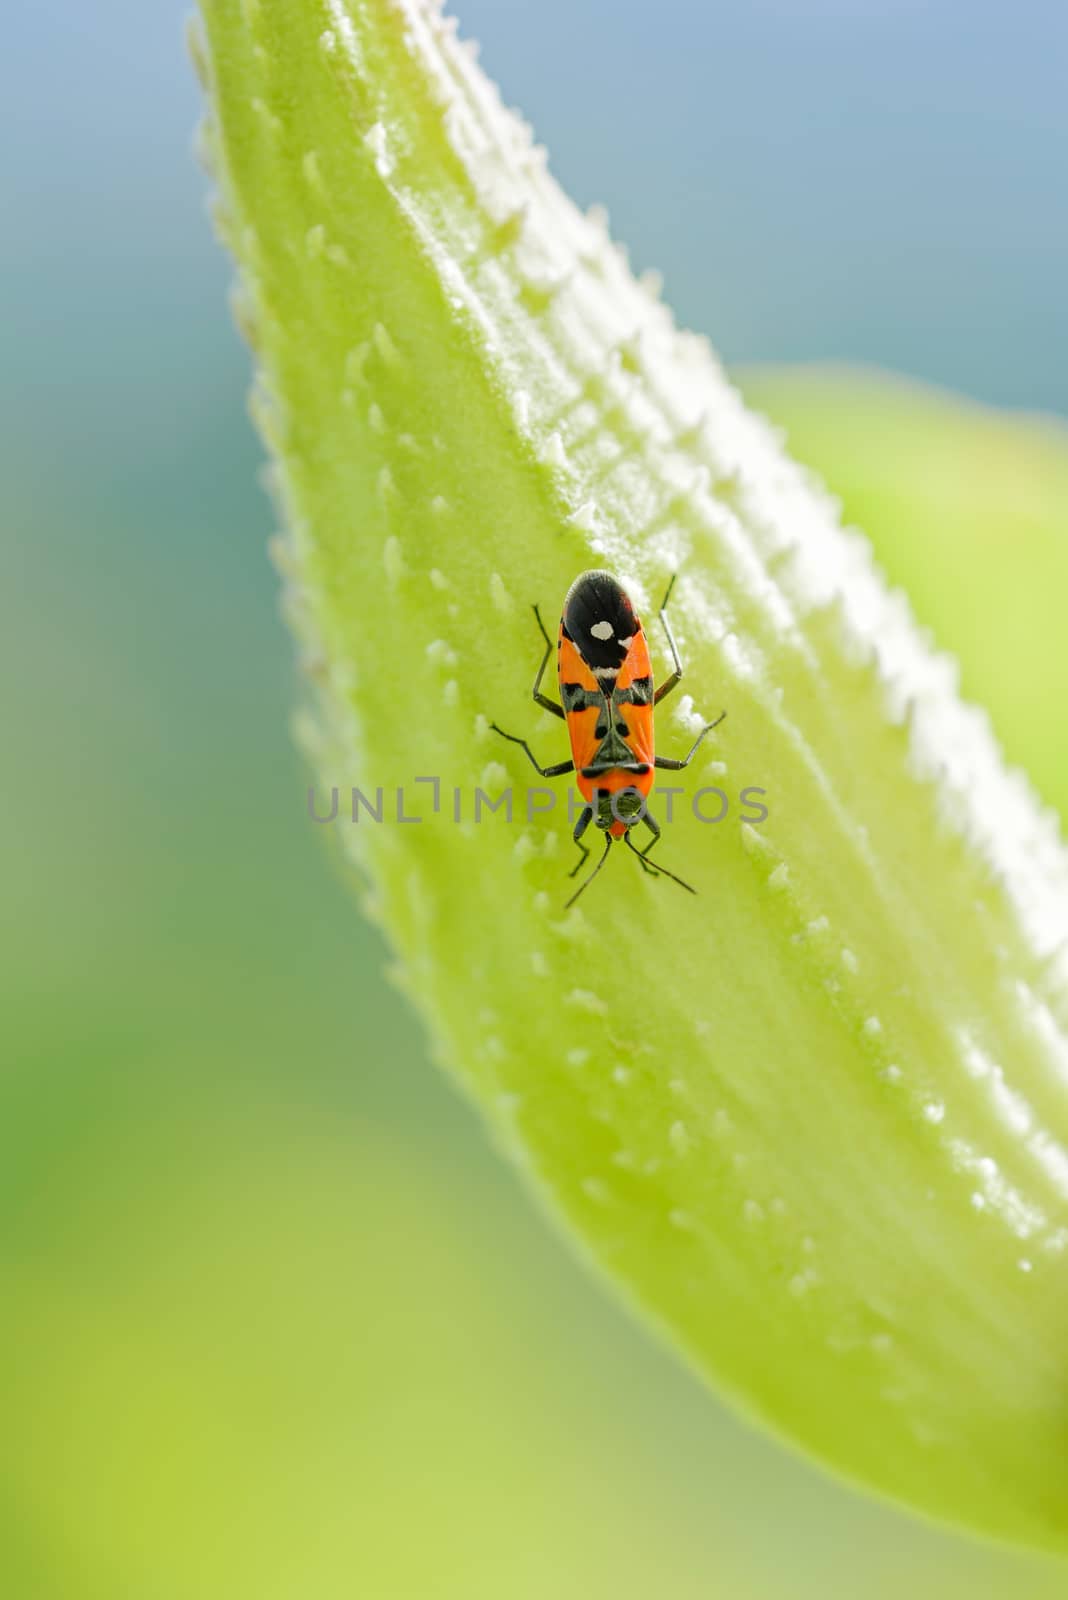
(195, 0), (1068, 1550)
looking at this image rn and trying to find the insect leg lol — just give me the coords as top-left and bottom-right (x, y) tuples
(531, 604), (565, 719)
(568, 803), (595, 878)
(490, 723), (574, 778)
(630, 810), (661, 874)
(653, 573), (684, 705)
(624, 826), (696, 896)
(637, 807), (661, 859)
(565, 832), (612, 910)
(654, 710), (726, 770)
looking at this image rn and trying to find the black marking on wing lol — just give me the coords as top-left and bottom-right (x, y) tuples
(581, 761), (651, 776)
(582, 720), (648, 774)
(561, 682), (603, 715)
(616, 675), (653, 706)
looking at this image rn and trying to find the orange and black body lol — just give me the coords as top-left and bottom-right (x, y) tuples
(557, 571), (655, 838)
(492, 570), (726, 907)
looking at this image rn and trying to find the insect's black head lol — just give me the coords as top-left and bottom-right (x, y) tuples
(562, 570), (639, 672)
(594, 787), (645, 831)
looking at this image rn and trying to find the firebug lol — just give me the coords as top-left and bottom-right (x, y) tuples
(492, 570), (726, 907)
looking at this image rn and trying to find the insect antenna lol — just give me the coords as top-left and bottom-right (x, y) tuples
(624, 829), (697, 896)
(565, 833), (613, 910)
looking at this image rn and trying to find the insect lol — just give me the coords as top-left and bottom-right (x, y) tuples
(491, 570), (726, 908)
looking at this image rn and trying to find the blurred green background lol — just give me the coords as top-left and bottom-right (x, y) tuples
(4, 2), (1067, 1595)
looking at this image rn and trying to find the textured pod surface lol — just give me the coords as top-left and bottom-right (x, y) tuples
(196, 0), (1068, 1548)
(742, 364), (1068, 827)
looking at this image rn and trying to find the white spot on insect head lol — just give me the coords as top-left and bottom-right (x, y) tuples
(590, 619), (614, 641)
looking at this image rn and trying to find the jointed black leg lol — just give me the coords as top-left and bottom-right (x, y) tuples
(637, 808), (661, 858)
(654, 710), (726, 770)
(531, 604), (565, 720)
(490, 723), (573, 777)
(624, 824), (696, 896)
(568, 803), (595, 878)
(629, 842), (659, 877)
(654, 573), (684, 705)
(566, 832), (612, 910)
(569, 841), (590, 878)
(628, 810), (663, 872)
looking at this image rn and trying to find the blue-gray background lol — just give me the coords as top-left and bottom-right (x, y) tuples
(3, 3), (1066, 1595)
